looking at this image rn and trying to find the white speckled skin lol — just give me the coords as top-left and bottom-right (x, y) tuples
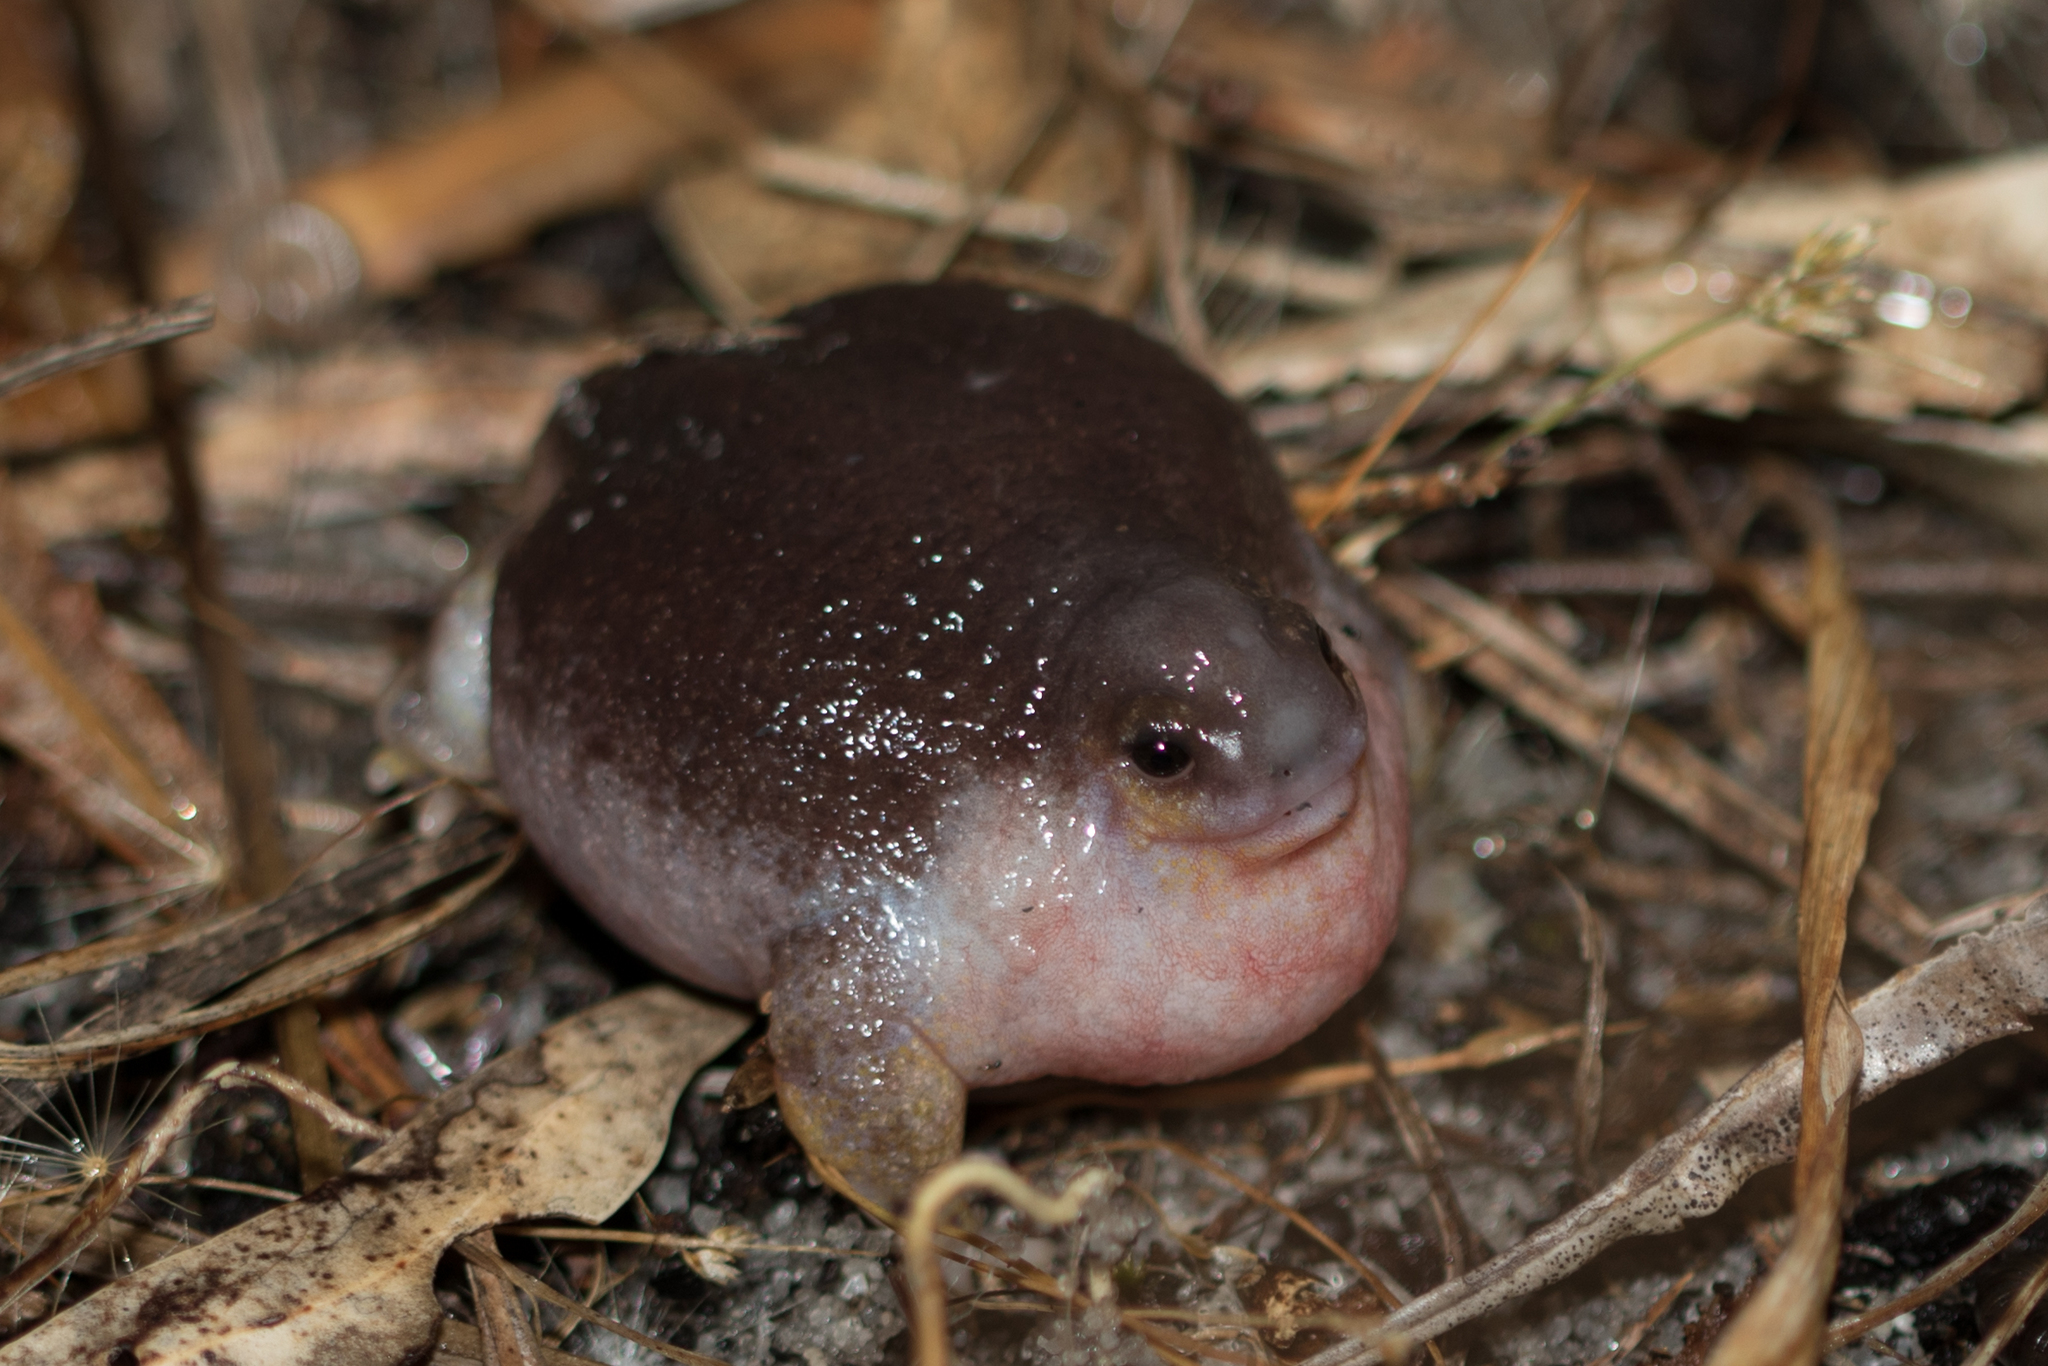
(485, 284), (1409, 1202)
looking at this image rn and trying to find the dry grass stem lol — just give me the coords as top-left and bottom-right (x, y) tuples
(1559, 874), (1609, 1189)
(0, 833), (518, 1080)
(1366, 570), (1932, 963)
(456, 1235), (725, 1366)
(1297, 909), (2048, 1366)
(0, 297), (216, 403)
(1355, 1023), (1474, 1282)
(1087, 1137), (1412, 1317)
(1304, 179), (1592, 529)
(994, 1016), (1647, 1128)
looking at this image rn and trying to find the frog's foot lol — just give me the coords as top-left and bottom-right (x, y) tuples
(770, 1012), (965, 1210)
(764, 925), (967, 1210)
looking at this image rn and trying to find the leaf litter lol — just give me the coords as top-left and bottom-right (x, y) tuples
(15, 1), (2048, 1364)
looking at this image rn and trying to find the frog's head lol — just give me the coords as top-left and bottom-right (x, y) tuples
(1091, 576), (1368, 856)
(923, 565), (1407, 1090)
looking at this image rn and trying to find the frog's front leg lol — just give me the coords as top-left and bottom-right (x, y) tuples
(766, 912), (968, 1210)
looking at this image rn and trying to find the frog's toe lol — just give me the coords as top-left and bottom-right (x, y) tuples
(769, 1009), (966, 1211)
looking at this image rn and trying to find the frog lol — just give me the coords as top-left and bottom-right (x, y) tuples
(388, 282), (1409, 1207)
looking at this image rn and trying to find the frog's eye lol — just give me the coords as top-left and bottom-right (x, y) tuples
(1128, 727), (1194, 780)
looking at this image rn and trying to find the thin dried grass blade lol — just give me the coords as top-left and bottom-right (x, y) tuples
(0, 832), (518, 1079)
(1366, 570), (1930, 962)
(0, 298), (214, 403)
(0, 473), (227, 878)
(1705, 470), (1888, 1366)
(1358, 1022), (1474, 1282)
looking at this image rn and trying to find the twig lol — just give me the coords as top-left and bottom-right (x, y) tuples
(1366, 570), (1932, 964)
(1963, 1251), (2048, 1366)
(748, 143), (1081, 248)
(987, 1017), (1648, 1126)
(64, 0), (291, 902)
(1556, 873), (1609, 1189)
(497, 1225), (884, 1259)
(468, 1230), (546, 1366)
(1356, 1022), (1474, 1284)
(903, 6), (1074, 282)
(1305, 179), (1593, 529)
(1581, 588), (1660, 827)
(1091, 1137), (1411, 1317)
(0, 297), (216, 403)
(1295, 910), (2048, 1366)
(1587, 1268), (1698, 1366)
(457, 1235), (730, 1366)
(1487, 557), (2048, 600)
(1144, 132), (1212, 372)
(1825, 1165), (2048, 1349)
(1331, 219), (1882, 525)
(0, 832), (520, 1079)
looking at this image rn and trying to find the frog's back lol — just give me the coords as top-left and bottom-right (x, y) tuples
(491, 283), (1321, 997)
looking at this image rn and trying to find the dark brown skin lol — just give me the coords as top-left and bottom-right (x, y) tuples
(491, 283), (1407, 1204)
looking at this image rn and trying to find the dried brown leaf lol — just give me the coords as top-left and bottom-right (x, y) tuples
(0, 468), (227, 878)
(658, 0), (1117, 316)
(0, 985), (751, 1365)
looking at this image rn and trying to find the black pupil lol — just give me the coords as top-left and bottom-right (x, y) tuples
(1130, 729), (1193, 778)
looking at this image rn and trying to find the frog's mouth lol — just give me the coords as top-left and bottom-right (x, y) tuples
(1228, 759), (1363, 862)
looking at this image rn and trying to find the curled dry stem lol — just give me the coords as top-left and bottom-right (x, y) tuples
(903, 1157), (1115, 1366)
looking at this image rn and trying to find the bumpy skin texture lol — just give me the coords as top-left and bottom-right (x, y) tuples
(491, 283), (1407, 1204)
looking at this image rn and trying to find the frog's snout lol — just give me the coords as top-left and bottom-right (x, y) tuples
(1098, 578), (1369, 846)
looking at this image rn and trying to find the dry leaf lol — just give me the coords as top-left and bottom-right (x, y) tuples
(0, 984), (750, 1366)
(658, 0), (1103, 317)
(1219, 257), (1586, 398)
(0, 467), (226, 878)
(191, 338), (638, 530)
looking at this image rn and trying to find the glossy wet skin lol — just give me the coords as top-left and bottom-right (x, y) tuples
(490, 283), (1407, 1203)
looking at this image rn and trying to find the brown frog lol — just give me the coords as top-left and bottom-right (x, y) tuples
(396, 283), (1409, 1206)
